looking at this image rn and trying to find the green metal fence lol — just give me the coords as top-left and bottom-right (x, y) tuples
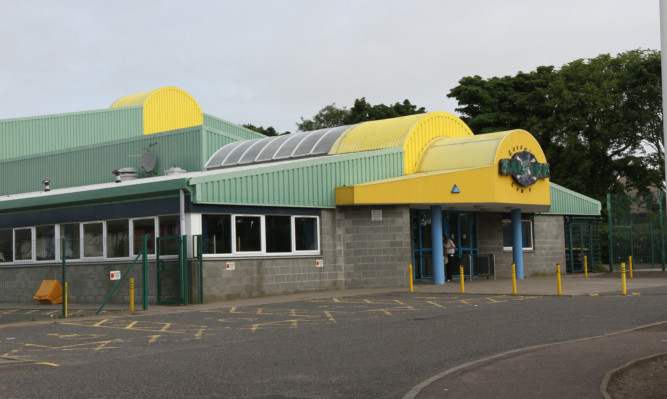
(607, 191), (667, 272)
(565, 217), (602, 274)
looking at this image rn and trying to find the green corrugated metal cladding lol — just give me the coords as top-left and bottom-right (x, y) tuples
(0, 107), (144, 160)
(189, 148), (404, 208)
(0, 126), (255, 196)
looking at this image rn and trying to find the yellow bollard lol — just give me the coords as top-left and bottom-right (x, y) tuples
(130, 278), (135, 312)
(621, 262), (627, 296)
(64, 282), (68, 319)
(512, 264), (517, 295)
(628, 256), (633, 279)
(460, 265), (465, 294)
(556, 264), (562, 295)
(584, 255), (588, 278)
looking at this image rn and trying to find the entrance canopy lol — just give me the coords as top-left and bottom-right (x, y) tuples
(336, 129), (551, 213)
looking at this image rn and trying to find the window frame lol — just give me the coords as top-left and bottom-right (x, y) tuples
(502, 218), (534, 251)
(202, 213), (321, 258)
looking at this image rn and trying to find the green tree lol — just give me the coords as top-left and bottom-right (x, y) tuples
(297, 98), (426, 131)
(448, 49), (663, 202)
(241, 124), (289, 137)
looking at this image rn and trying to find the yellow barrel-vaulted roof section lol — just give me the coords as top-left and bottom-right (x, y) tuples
(328, 111), (473, 175)
(110, 86), (203, 135)
(417, 129), (545, 173)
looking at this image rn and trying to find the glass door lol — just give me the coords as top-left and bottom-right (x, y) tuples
(411, 210), (433, 280)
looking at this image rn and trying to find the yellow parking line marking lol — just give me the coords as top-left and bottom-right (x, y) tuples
(148, 335), (160, 345)
(364, 299), (374, 304)
(394, 300), (406, 305)
(93, 319), (108, 327)
(332, 298), (340, 302)
(124, 321), (139, 329)
(365, 309), (392, 316)
(589, 293), (599, 296)
(160, 323), (172, 332)
(426, 301), (444, 308)
(195, 329), (206, 340)
(485, 297), (506, 304)
(324, 311), (336, 323)
(3, 349), (21, 357)
(35, 362), (59, 367)
(458, 299), (471, 305)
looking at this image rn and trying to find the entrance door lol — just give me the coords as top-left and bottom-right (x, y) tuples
(411, 209), (478, 281)
(445, 211), (478, 258)
(411, 210), (433, 280)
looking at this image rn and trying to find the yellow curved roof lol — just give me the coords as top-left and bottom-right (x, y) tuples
(328, 111), (474, 174)
(417, 129), (546, 173)
(110, 86), (203, 135)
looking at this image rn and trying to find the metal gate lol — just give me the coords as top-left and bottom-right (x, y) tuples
(156, 235), (188, 305)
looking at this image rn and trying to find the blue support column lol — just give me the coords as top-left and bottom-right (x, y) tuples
(511, 208), (524, 279)
(431, 205), (445, 285)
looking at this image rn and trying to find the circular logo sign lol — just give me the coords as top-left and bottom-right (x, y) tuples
(498, 151), (549, 188)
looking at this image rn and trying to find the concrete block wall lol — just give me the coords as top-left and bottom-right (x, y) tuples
(201, 210), (342, 302)
(0, 260), (162, 305)
(478, 212), (566, 278)
(335, 205), (411, 289)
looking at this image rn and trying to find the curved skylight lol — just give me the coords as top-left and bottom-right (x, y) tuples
(205, 124), (355, 170)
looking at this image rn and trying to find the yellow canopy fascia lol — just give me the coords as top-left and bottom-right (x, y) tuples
(335, 166), (550, 212)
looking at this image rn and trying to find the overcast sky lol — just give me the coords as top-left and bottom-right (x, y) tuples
(0, 0), (661, 133)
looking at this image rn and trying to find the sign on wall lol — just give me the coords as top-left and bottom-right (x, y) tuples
(498, 150), (549, 188)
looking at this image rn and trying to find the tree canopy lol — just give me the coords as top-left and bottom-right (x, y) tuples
(241, 124), (290, 137)
(297, 98), (426, 131)
(448, 49), (663, 202)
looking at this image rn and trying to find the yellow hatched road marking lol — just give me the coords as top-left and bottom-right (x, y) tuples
(148, 335), (160, 345)
(160, 323), (172, 332)
(35, 362), (59, 367)
(394, 300), (406, 305)
(93, 319), (108, 327)
(251, 319), (299, 333)
(124, 321), (139, 329)
(426, 301), (444, 308)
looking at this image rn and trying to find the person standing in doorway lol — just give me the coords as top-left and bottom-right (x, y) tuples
(443, 234), (456, 281)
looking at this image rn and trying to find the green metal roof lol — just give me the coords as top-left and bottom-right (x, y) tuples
(545, 182), (601, 216)
(203, 114), (266, 141)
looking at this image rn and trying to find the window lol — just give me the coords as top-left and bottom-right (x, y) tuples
(83, 222), (104, 258)
(205, 214), (232, 254)
(159, 215), (180, 237)
(203, 213), (320, 256)
(36, 225), (56, 261)
(132, 218), (155, 255)
(61, 223), (80, 259)
(235, 216), (261, 252)
(295, 217), (318, 251)
(0, 229), (13, 262)
(266, 215), (291, 253)
(502, 219), (534, 251)
(15, 228), (33, 261)
(107, 220), (129, 258)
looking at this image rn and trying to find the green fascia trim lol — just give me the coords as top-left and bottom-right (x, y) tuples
(0, 178), (191, 213)
(544, 182), (602, 216)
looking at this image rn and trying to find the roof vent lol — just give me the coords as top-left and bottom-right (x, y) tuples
(113, 167), (139, 182)
(165, 166), (187, 176)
